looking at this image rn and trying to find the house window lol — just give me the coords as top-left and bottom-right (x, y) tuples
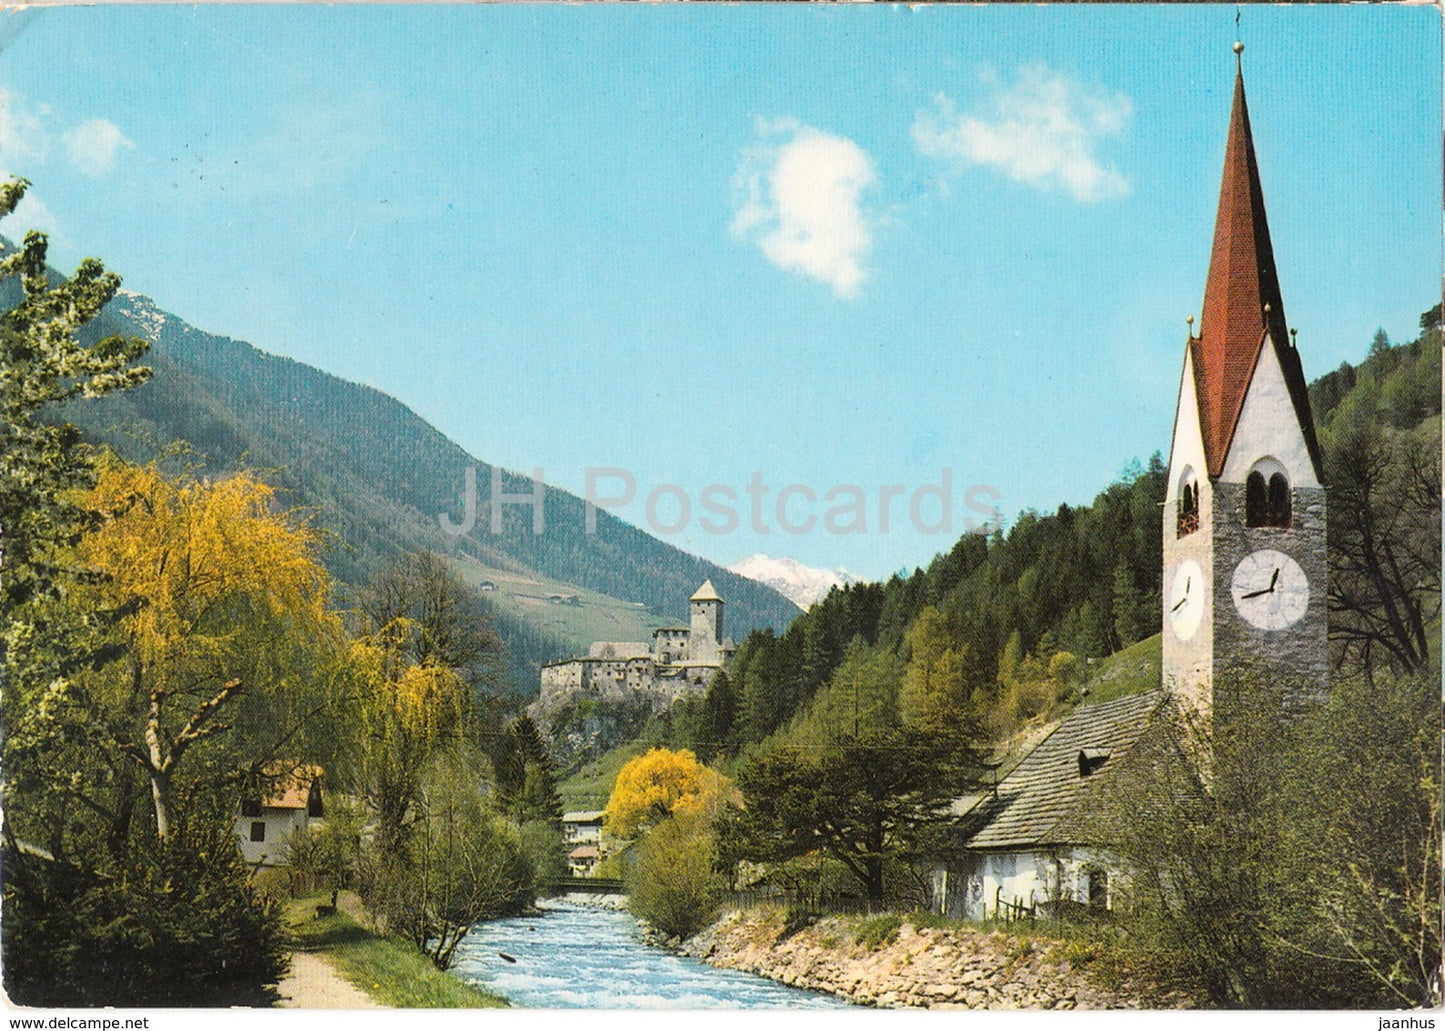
(249, 821), (266, 843)
(1087, 868), (1108, 909)
(1246, 463), (1291, 528)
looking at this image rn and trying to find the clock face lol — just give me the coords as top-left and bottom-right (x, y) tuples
(1231, 549), (1309, 631)
(1167, 559), (1205, 641)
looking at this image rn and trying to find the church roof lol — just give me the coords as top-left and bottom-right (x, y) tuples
(960, 691), (1164, 851)
(690, 579), (723, 602)
(1189, 56), (1324, 482)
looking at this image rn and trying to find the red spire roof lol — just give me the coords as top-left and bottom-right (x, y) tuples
(1189, 57), (1323, 481)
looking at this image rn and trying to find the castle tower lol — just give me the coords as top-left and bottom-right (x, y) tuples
(689, 579), (724, 665)
(1161, 46), (1328, 726)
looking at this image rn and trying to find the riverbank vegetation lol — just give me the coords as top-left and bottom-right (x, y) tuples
(0, 180), (565, 1004)
(599, 748), (733, 939)
(285, 893), (506, 1007)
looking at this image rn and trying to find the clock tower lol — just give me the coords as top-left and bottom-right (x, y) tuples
(1161, 45), (1328, 726)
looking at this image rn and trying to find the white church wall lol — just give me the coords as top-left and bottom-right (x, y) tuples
(1219, 338), (1320, 487)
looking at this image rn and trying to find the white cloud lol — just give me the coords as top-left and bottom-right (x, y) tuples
(731, 118), (877, 298)
(0, 87), (49, 168)
(6, 189), (72, 254)
(63, 118), (134, 177)
(913, 65), (1132, 202)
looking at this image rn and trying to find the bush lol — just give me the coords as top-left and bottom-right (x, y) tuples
(854, 913), (902, 950)
(2, 826), (286, 1007)
(286, 799), (364, 904)
(625, 811), (724, 940)
(1101, 668), (1441, 1008)
(780, 903), (815, 938)
(359, 753), (534, 970)
(519, 817), (567, 893)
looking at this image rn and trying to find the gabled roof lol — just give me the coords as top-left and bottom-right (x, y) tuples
(961, 692), (1164, 851)
(562, 810), (606, 824)
(690, 579), (723, 603)
(260, 762), (323, 810)
(1190, 57), (1323, 482)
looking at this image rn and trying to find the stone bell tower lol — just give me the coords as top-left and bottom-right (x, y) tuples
(1160, 44), (1329, 728)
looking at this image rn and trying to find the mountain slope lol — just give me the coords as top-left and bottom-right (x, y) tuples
(53, 286), (799, 692)
(730, 553), (856, 608)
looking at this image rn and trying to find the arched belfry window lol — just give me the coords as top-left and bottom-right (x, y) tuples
(1267, 473), (1291, 527)
(1245, 459), (1291, 528)
(1176, 468), (1200, 538)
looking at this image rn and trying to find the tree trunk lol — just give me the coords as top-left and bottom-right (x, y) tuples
(145, 685), (172, 839)
(149, 768), (172, 840)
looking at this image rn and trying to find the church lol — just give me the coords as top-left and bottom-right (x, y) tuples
(933, 45), (1329, 921)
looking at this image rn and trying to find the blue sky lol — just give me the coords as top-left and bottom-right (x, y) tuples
(1, 4), (1438, 582)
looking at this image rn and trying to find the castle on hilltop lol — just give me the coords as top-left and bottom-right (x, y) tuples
(533, 579), (736, 718)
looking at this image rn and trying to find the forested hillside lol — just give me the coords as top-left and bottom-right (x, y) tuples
(10, 276), (800, 692)
(665, 309), (1441, 761)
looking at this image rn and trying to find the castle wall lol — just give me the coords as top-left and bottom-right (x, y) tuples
(589, 641), (652, 660)
(533, 584), (728, 735)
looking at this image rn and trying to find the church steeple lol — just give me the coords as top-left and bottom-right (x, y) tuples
(1161, 44), (1330, 725)
(1189, 50), (1323, 482)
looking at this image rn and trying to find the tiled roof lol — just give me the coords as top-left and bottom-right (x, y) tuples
(568, 845), (601, 860)
(261, 762), (323, 810)
(1191, 61), (1323, 482)
(962, 692), (1164, 851)
(562, 810), (606, 824)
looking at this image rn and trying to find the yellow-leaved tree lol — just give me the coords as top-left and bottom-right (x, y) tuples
(78, 458), (344, 839)
(604, 747), (730, 840)
(349, 620), (468, 856)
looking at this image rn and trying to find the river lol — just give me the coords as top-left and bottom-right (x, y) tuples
(448, 900), (850, 1008)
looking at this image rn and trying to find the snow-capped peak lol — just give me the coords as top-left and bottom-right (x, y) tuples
(729, 553), (859, 609)
(113, 290), (169, 342)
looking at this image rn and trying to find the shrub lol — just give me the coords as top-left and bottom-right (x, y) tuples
(625, 810), (724, 940)
(2, 826), (286, 1007)
(854, 913), (902, 950)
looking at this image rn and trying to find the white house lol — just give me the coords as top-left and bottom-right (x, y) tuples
(234, 763), (324, 868)
(934, 692), (1166, 920)
(562, 810), (605, 846)
(562, 810), (607, 876)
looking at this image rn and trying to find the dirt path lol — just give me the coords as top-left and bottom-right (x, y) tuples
(275, 950), (381, 1009)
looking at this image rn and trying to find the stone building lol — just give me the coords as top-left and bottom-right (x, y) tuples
(935, 693), (1166, 919)
(533, 579), (736, 718)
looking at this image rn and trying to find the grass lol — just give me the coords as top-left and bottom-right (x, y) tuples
(446, 554), (672, 659)
(853, 913), (903, 950)
(284, 894), (507, 1008)
(558, 737), (654, 810)
(1082, 632), (1162, 705)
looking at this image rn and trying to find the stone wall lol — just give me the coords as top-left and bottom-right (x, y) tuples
(1210, 481), (1330, 711)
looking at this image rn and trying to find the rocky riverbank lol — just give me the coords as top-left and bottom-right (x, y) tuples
(678, 908), (1194, 1009)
